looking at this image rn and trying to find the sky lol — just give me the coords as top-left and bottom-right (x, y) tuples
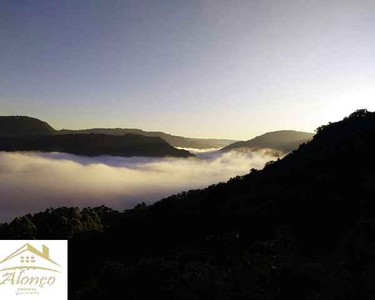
(1, 0), (375, 140)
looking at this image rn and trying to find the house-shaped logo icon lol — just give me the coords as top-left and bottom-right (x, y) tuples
(0, 243), (61, 273)
(0, 241), (67, 299)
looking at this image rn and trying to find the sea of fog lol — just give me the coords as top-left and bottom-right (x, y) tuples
(0, 148), (280, 222)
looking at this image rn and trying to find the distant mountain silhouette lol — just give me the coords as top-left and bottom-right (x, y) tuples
(223, 130), (314, 152)
(0, 116), (56, 136)
(0, 134), (194, 158)
(59, 128), (236, 149)
(0, 116), (236, 149)
(2, 109), (375, 298)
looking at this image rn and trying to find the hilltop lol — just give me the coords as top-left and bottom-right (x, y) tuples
(223, 130), (314, 152)
(0, 116), (56, 136)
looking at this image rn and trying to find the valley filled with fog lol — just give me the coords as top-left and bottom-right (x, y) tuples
(0, 148), (280, 222)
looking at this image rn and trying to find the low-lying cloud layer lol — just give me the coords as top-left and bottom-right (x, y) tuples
(0, 149), (280, 222)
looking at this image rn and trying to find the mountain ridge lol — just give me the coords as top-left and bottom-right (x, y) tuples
(0, 133), (194, 158)
(59, 128), (237, 149)
(0, 116), (236, 149)
(223, 130), (314, 152)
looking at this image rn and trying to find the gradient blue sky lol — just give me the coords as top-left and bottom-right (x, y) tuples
(1, 0), (374, 139)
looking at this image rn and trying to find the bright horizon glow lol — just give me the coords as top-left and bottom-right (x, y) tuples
(1, 1), (374, 140)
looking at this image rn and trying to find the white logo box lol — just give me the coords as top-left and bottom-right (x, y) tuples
(0, 240), (68, 300)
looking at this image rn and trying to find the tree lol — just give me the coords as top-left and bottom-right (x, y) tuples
(7, 216), (37, 239)
(349, 109), (369, 119)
